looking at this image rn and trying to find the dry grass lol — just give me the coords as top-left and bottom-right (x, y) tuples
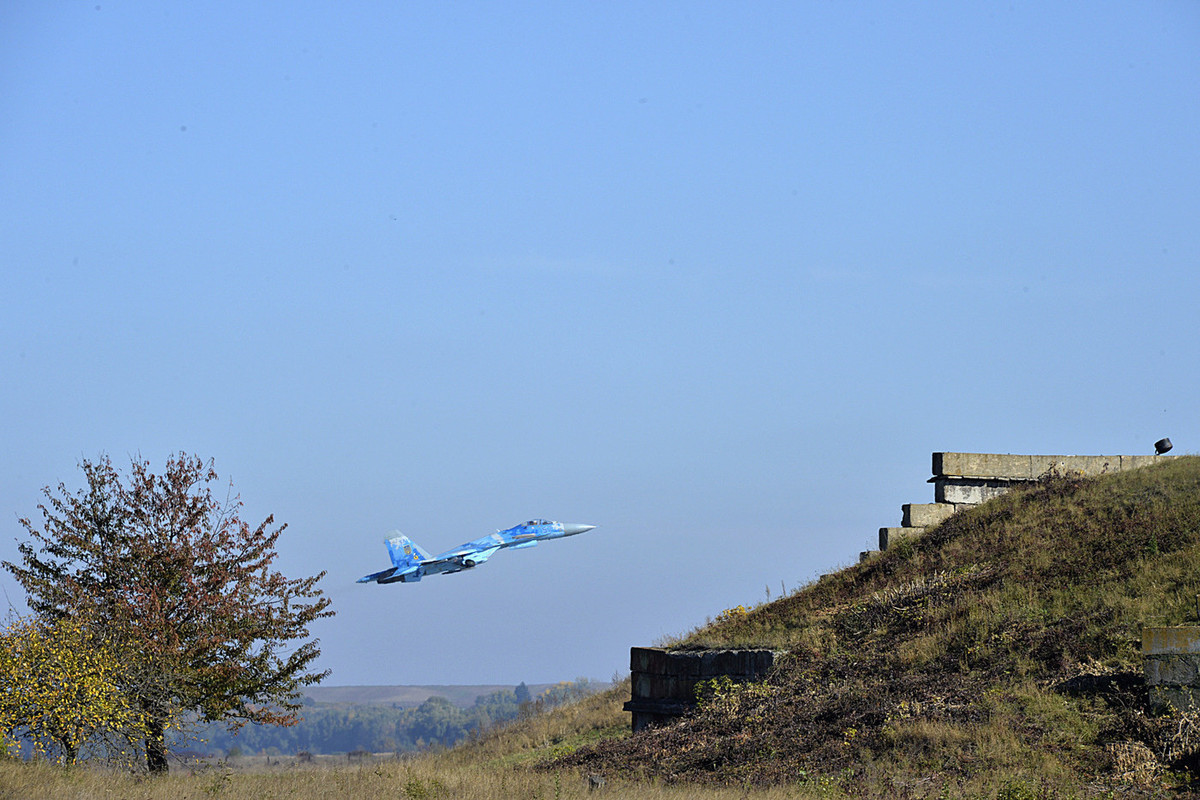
(449, 680), (631, 766)
(0, 757), (856, 800)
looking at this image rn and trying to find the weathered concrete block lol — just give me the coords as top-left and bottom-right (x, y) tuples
(933, 478), (1017, 505)
(631, 672), (657, 699)
(1121, 455), (1177, 471)
(902, 503), (957, 528)
(631, 647), (671, 675)
(702, 649), (751, 676)
(630, 648), (778, 683)
(1074, 455), (1119, 475)
(859, 549), (880, 563)
(1143, 628), (1200, 713)
(934, 452), (1178, 483)
(735, 650), (776, 675)
(632, 647), (703, 677)
(1031, 455), (1118, 478)
(675, 651), (706, 677)
(1144, 627), (1200, 655)
(1146, 654), (1200, 687)
(681, 652), (708, 678)
(879, 527), (923, 551)
(934, 453), (1034, 480)
(632, 673), (700, 702)
(626, 647), (778, 731)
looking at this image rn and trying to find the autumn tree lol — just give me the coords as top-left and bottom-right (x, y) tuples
(0, 614), (147, 765)
(3, 454), (334, 773)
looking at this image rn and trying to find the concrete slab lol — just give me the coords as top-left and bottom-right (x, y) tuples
(934, 452), (1179, 481)
(1143, 627), (1200, 655)
(1031, 455), (1118, 478)
(902, 503), (957, 528)
(879, 527), (923, 551)
(934, 479), (1014, 505)
(933, 453), (1034, 480)
(1122, 455), (1177, 471)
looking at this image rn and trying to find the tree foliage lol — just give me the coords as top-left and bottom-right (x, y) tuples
(0, 615), (147, 766)
(3, 453), (334, 772)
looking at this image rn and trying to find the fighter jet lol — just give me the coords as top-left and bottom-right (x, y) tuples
(357, 519), (597, 584)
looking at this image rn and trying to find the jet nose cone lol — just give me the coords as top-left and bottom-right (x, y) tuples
(562, 523), (596, 536)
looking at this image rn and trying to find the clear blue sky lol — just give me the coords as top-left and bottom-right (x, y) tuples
(2, 2), (1197, 686)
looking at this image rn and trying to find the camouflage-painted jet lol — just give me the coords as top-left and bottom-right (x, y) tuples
(357, 519), (597, 584)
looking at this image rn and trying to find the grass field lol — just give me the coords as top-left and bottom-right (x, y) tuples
(0, 757), (859, 800)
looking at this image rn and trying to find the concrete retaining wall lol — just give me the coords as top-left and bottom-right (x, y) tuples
(622, 647), (777, 732)
(932, 452), (1170, 480)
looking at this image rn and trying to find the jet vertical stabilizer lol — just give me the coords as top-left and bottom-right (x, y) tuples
(386, 533), (431, 569)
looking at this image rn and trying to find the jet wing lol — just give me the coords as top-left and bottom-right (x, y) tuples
(357, 567), (397, 584)
(358, 563), (423, 584)
(435, 533), (505, 561)
(431, 545), (501, 564)
(425, 536), (505, 572)
(459, 545), (501, 564)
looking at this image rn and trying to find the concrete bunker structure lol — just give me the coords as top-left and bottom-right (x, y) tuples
(869, 452), (1179, 559)
(626, 450), (1183, 730)
(623, 647), (778, 732)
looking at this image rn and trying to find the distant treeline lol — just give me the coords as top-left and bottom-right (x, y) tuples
(189, 680), (594, 756)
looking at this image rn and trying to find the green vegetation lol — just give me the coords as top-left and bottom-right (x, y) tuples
(557, 457), (1200, 794)
(0, 615), (146, 764)
(6, 457), (1200, 798)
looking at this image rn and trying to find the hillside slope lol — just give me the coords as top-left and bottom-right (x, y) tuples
(557, 457), (1200, 793)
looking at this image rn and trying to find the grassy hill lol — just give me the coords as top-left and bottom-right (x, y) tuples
(551, 456), (1200, 794)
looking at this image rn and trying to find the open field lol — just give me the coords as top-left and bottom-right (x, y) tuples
(0, 757), (854, 800)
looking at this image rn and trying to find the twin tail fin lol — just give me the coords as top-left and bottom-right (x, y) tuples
(385, 532), (431, 569)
